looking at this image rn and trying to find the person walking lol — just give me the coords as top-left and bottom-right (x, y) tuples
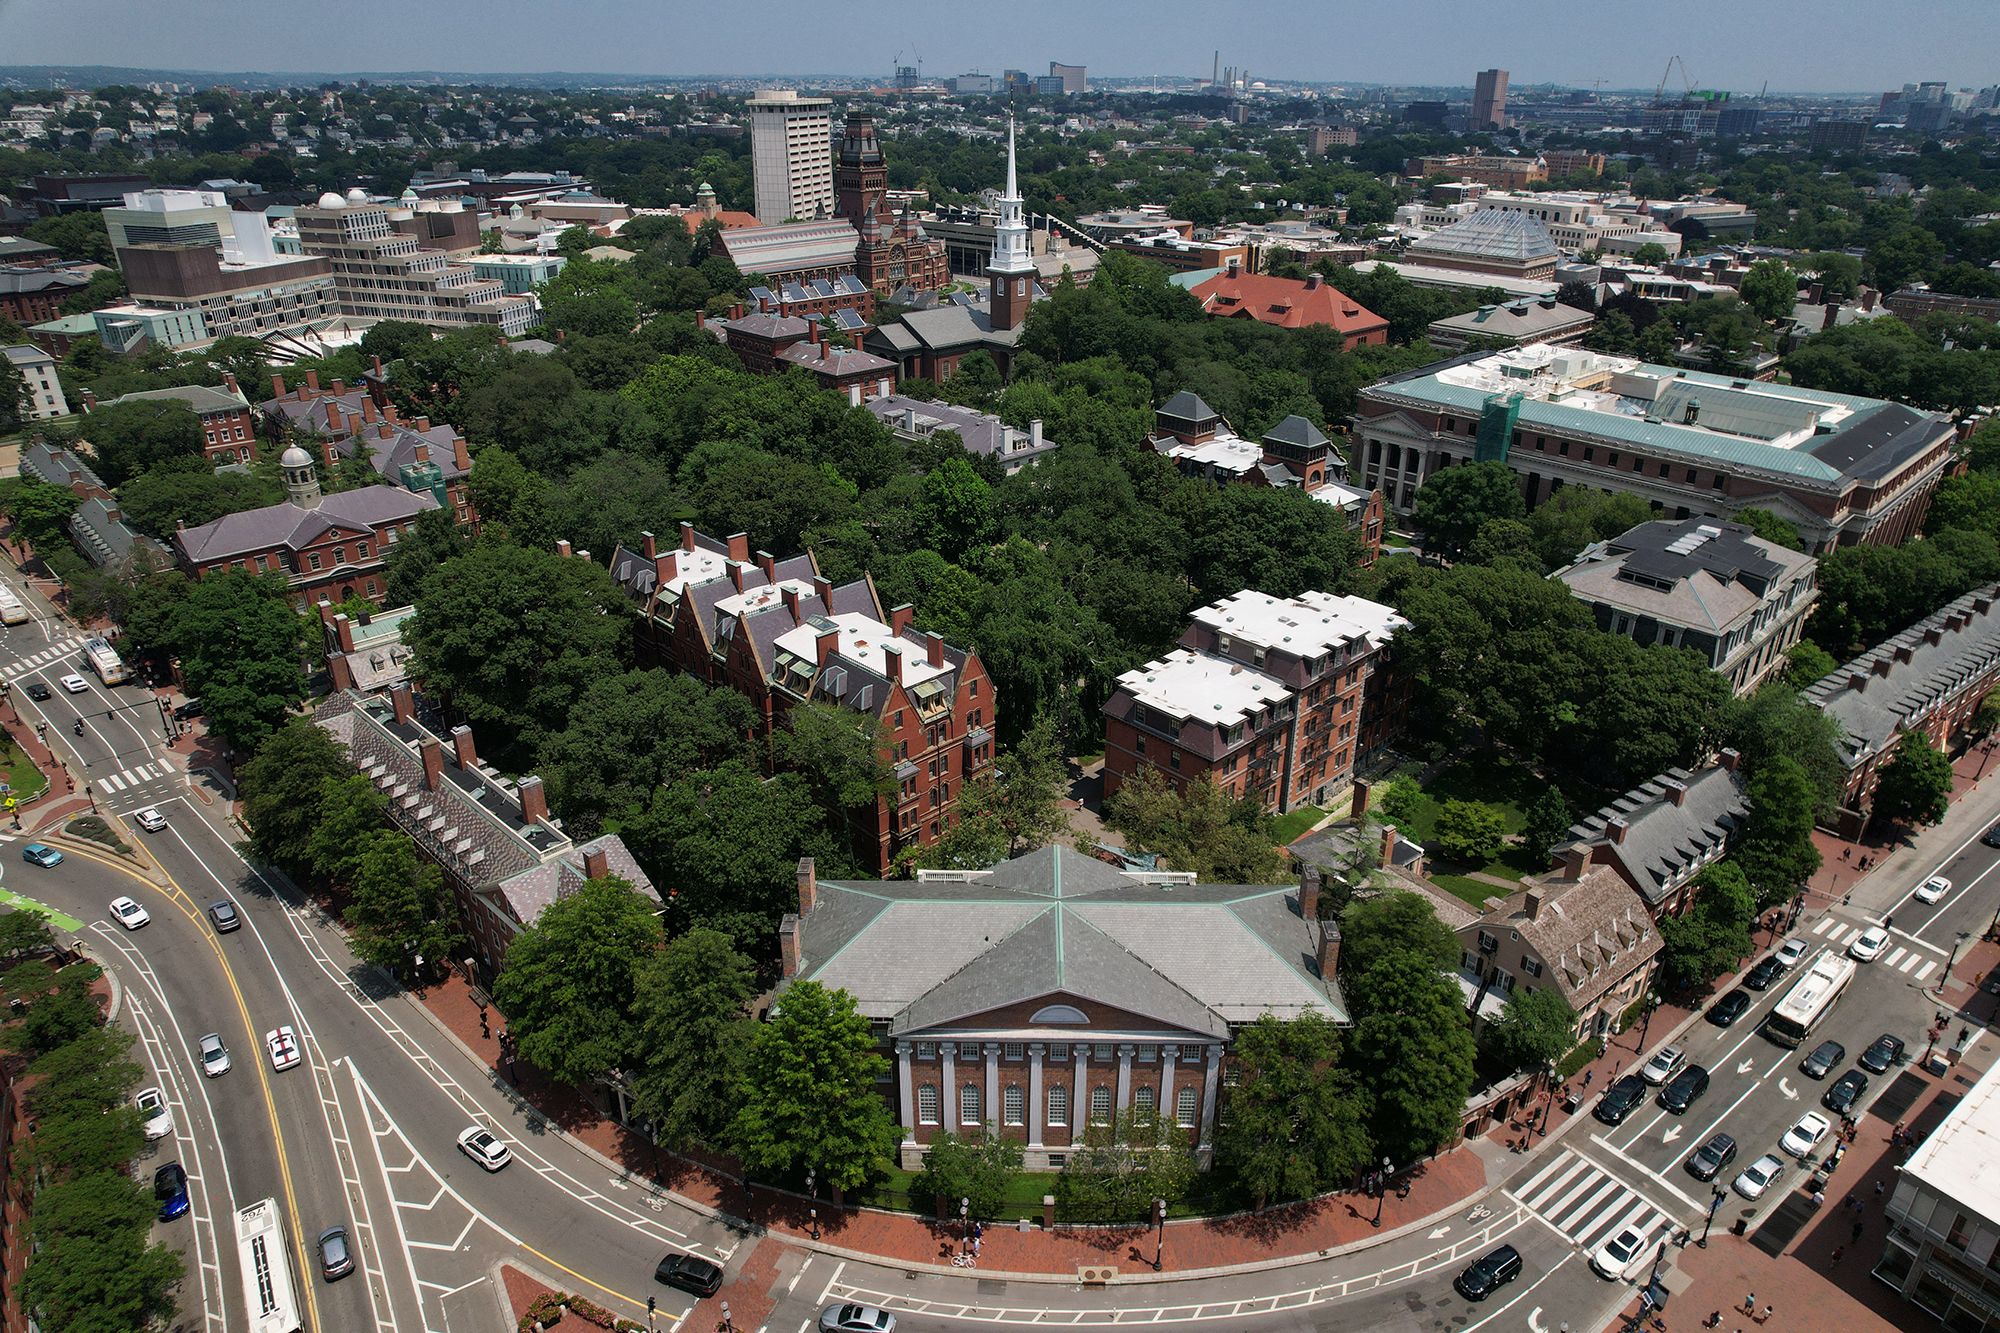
(1742, 1292), (1755, 1314)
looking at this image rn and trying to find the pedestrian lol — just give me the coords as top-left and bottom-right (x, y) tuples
(972, 1233), (982, 1259)
(1811, 1187), (1826, 1208)
(1584, 1070), (1594, 1088)
(1852, 1219), (1864, 1243)
(1875, 1180), (1886, 1199)
(1961, 1026), (1972, 1046)
(1762, 1305), (1774, 1325)
(1831, 1245), (1844, 1263)
(1743, 1292), (1755, 1314)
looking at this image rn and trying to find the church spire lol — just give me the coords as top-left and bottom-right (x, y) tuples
(1004, 114), (1019, 202)
(986, 115), (1035, 331)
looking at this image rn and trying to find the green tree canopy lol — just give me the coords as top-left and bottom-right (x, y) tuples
(1346, 952), (1477, 1163)
(540, 670), (756, 834)
(1870, 732), (1954, 830)
(628, 928), (757, 1151)
(1433, 799), (1507, 865)
(1482, 987), (1578, 1075)
(73, 397), (206, 487)
(239, 717), (351, 873)
(491, 875), (663, 1086)
(342, 833), (465, 974)
(1338, 890), (1460, 980)
(911, 1129), (1026, 1221)
(1212, 1011), (1371, 1208)
(1731, 756), (1824, 907)
(1731, 507), (1805, 552)
(1658, 861), (1757, 991)
(1412, 461), (1526, 563)
(731, 981), (899, 1192)
(1102, 769), (1284, 883)
(0, 476), (82, 556)
(156, 571), (308, 751)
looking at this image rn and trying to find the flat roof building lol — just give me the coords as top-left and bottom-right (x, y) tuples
(748, 90), (835, 225)
(1877, 1057), (2000, 1329)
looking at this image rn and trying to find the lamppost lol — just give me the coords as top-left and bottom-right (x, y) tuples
(1537, 1060), (1557, 1136)
(1646, 1234), (1670, 1288)
(719, 1300), (733, 1333)
(960, 1195), (970, 1247)
(1934, 930), (1972, 998)
(1371, 1157), (1391, 1227)
(809, 1205), (819, 1240)
(1698, 1186), (1726, 1248)
(1637, 990), (1661, 1049)
(646, 1296), (657, 1332)
(1152, 1197), (1166, 1271)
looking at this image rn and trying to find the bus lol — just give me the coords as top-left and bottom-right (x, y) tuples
(235, 1197), (303, 1333)
(1762, 950), (1857, 1048)
(81, 636), (130, 685)
(0, 585), (27, 626)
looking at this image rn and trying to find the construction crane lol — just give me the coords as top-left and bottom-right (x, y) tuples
(1654, 55), (1694, 104)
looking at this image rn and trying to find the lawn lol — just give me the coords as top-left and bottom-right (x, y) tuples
(1270, 805), (1327, 845)
(1383, 759), (1553, 905)
(0, 732), (49, 805)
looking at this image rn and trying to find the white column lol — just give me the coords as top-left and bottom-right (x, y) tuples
(1073, 1045), (1089, 1134)
(1116, 1044), (1134, 1120)
(1160, 1044), (1179, 1133)
(1198, 1045), (1222, 1150)
(1028, 1043), (1045, 1148)
(896, 1042), (916, 1143)
(940, 1042), (958, 1134)
(983, 1042), (1000, 1132)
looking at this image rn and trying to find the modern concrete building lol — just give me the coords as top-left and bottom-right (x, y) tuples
(748, 90), (836, 224)
(293, 191), (536, 334)
(1876, 1057), (2000, 1329)
(1049, 62), (1088, 94)
(102, 188), (239, 257)
(1472, 68), (1510, 130)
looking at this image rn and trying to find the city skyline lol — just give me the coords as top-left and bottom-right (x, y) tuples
(1, 0), (1997, 94)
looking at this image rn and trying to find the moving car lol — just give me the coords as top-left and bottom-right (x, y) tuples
(132, 807), (166, 832)
(1824, 1069), (1869, 1115)
(318, 1226), (354, 1281)
(266, 1026), (301, 1071)
(1453, 1244), (1523, 1301)
(1658, 1064), (1710, 1114)
(1709, 989), (1754, 1027)
(198, 1032), (230, 1077)
(21, 843), (62, 868)
(1849, 925), (1889, 961)
(1802, 1040), (1846, 1080)
(154, 1162), (190, 1220)
(819, 1304), (897, 1332)
(1985, 826), (2000, 850)
(208, 900), (241, 933)
(109, 895), (150, 930)
(1775, 937), (1810, 968)
(1744, 956), (1783, 990)
(1640, 1044), (1687, 1085)
(654, 1253), (724, 1298)
(1782, 1111), (1833, 1159)
(22, 681), (49, 702)
(1591, 1224), (1648, 1280)
(136, 1087), (174, 1141)
(1687, 1133), (1738, 1182)
(456, 1125), (511, 1171)
(1734, 1152), (1786, 1200)
(1859, 1033), (1906, 1074)
(59, 674), (87, 694)
(1915, 875), (1952, 904)
(1593, 1074), (1650, 1125)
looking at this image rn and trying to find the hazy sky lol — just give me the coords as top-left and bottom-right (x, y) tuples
(1, 0), (1994, 94)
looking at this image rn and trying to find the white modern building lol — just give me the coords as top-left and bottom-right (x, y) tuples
(1877, 1057), (2000, 1330)
(748, 90), (835, 224)
(102, 188), (240, 258)
(5, 344), (69, 420)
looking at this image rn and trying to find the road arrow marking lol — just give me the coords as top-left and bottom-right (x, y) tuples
(1528, 1308), (1548, 1333)
(1779, 1078), (1798, 1100)
(1429, 1225), (1451, 1239)
(608, 1177), (629, 1190)
(1738, 1058), (1755, 1074)
(1663, 1125), (1683, 1144)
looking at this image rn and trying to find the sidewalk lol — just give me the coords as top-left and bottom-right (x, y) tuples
(1806, 742), (2000, 910)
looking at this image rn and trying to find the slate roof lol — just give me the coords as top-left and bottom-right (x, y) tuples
(891, 304), (1022, 353)
(717, 219), (861, 275)
(68, 497), (170, 569)
(1558, 762), (1749, 907)
(795, 845), (1343, 1035)
(1158, 389), (1217, 423)
(106, 383), (248, 417)
(175, 485), (438, 564)
(19, 440), (107, 495)
(0, 267), (88, 297)
(1555, 517), (1814, 639)
(1805, 583), (2000, 766)
(1262, 415), (1329, 450)
(1430, 297), (1594, 342)
(1468, 864), (1661, 1011)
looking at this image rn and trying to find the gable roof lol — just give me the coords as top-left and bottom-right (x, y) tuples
(1471, 864), (1661, 1010)
(105, 383), (249, 417)
(174, 485), (438, 564)
(1188, 270), (1388, 334)
(1408, 209), (1561, 266)
(1805, 583), (2000, 765)
(1559, 762), (1749, 906)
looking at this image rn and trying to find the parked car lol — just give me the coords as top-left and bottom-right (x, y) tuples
(266, 1026), (301, 1071)
(1802, 1040), (1846, 1080)
(1687, 1133), (1738, 1182)
(198, 1032), (230, 1077)
(22, 681), (49, 702)
(173, 698), (204, 721)
(1859, 1033), (1906, 1074)
(819, 1304), (896, 1332)
(136, 1087), (173, 1141)
(132, 807), (166, 832)
(1595, 1074), (1649, 1125)
(1454, 1244), (1523, 1301)
(318, 1226), (354, 1281)
(654, 1253), (724, 1297)
(1782, 1111), (1833, 1159)
(1984, 826), (2000, 850)
(1775, 937), (1811, 968)
(1824, 1069), (1870, 1115)
(1640, 1044), (1687, 1085)
(1744, 956), (1783, 990)
(1659, 1064), (1710, 1114)
(1849, 925), (1889, 961)
(456, 1125), (510, 1171)
(154, 1162), (190, 1220)
(1734, 1153), (1786, 1200)
(208, 900), (241, 933)
(1708, 989), (1753, 1027)
(21, 843), (63, 868)
(1591, 1224), (1648, 1280)
(109, 895), (150, 929)
(1915, 875), (1952, 903)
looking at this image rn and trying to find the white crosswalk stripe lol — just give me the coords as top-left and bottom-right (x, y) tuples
(1813, 916), (1838, 937)
(1898, 951), (1921, 973)
(1913, 959), (1937, 982)
(91, 763), (171, 798)
(1509, 1149), (1675, 1252)
(1885, 946), (1908, 968)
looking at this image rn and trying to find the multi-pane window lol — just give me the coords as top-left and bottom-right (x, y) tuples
(1047, 1084), (1068, 1125)
(916, 1042), (936, 1061)
(1050, 1043), (1070, 1062)
(1003, 1042), (1024, 1061)
(1135, 1086), (1156, 1115)
(1176, 1087), (1198, 1128)
(1090, 1086), (1112, 1124)
(960, 1084), (981, 1125)
(1137, 1044), (1158, 1063)
(1003, 1086), (1024, 1126)
(917, 1085), (939, 1124)
(1094, 1044), (1114, 1061)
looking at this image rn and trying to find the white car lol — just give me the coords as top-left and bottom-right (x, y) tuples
(265, 1026), (301, 1072)
(1775, 937), (1810, 968)
(109, 896), (151, 930)
(59, 673), (88, 694)
(1640, 1044), (1687, 1085)
(1914, 876), (1950, 905)
(1734, 1152), (1785, 1200)
(198, 1032), (230, 1078)
(1781, 1111), (1832, 1159)
(1590, 1223), (1647, 1279)
(1849, 925), (1889, 961)
(132, 807), (166, 832)
(135, 1087), (174, 1141)
(456, 1125), (511, 1171)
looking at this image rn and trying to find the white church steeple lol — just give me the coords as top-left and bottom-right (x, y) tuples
(987, 116), (1034, 330)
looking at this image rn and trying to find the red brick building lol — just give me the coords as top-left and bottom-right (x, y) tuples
(835, 109), (950, 299)
(598, 525), (995, 872)
(82, 377), (258, 465)
(0, 264), (90, 324)
(1187, 263), (1389, 346)
(1103, 588), (1409, 815)
(701, 306), (897, 404)
(259, 371), (476, 526)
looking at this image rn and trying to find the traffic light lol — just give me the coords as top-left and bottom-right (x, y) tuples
(647, 1297), (657, 1314)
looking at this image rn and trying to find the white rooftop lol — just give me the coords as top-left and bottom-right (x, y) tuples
(1160, 430), (1261, 475)
(1903, 1056), (2000, 1220)
(663, 544), (733, 595)
(714, 576), (817, 620)
(1114, 648), (1290, 726)
(773, 612), (953, 690)
(1192, 589), (1408, 660)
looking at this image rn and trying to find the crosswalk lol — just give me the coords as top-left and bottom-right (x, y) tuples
(94, 760), (175, 797)
(1, 634), (84, 680)
(1810, 915), (1938, 981)
(1509, 1148), (1677, 1253)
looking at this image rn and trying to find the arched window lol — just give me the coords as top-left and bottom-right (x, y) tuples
(1003, 1086), (1024, 1126)
(1030, 1004), (1090, 1025)
(1176, 1086), (1199, 1128)
(917, 1085), (939, 1125)
(960, 1083), (982, 1125)
(1047, 1084), (1069, 1126)
(1135, 1086), (1156, 1115)
(1090, 1086), (1112, 1125)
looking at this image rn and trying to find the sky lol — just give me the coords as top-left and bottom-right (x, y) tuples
(1, 0), (1995, 94)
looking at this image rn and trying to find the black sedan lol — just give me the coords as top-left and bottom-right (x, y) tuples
(1708, 989), (1754, 1027)
(1453, 1244), (1523, 1301)
(1744, 956), (1784, 991)
(1658, 1064), (1710, 1114)
(1802, 1040), (1846, 1080)
(22, 681), (49, 702)
(1594, 1074), (1649, 1125)
(1859, 1033), (1905, 1074)
(1824, 1069), (1869, 1115)
(1985, 823), (2000, 850)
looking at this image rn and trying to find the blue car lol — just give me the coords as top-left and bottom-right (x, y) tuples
(20, 843), (62, 868)
(154, 1162), (189, 1221)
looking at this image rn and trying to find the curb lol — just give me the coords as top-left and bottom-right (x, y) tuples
(73, 939), (121, 1022)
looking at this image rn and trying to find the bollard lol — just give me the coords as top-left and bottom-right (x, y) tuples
(1043, 1193), (1056, 1230)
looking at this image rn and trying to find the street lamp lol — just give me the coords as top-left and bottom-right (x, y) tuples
(809, 1205), (819, 1241)
(1537, 1060), (1557, 1136)
(1371, 1157), (1391, 1228)
(960, 1195), (970, 1246)
(719, 1300), (733, 1333)
(1637, 990), (1661, 1048)
(1698, 1186), (1726, 1248)
(1152, 1197), (1166, 1271)
(1935, 930), (1973, 998)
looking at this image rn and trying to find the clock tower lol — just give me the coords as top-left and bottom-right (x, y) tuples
(986, 116), (1035, 331)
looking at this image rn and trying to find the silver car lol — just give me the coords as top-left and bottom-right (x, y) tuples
(198, 1032), (230, 1078)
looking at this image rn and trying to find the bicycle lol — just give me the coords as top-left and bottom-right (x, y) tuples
(950, 1252), (977, 1268)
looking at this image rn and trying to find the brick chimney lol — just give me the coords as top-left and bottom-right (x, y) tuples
(890, 603), (915, 636)
(1524, 888), (1545, 922)
(452, 434), (471, 471)
(1562, 844), (1591, 878)
(390, 681), (415, 726)
(807, 320), (821, 345)
(641, 529), (657, 560)
(371, 354), (385, 377)
(555, 539), (572, 558)
(797, 856), (817, 913)
(1871, 658), (1894, 678)
(1305, 272), (1323, 290)
(1316, 923), (1341, 979)
(329, 654), (355, 691)
(1718, 747), (1741, 772)
(450, 724), (477, 769)
(882, 642), (903, 682)
(816, 625), (841, 665)
(781, 584), (802, 621)
(1298, 863), (1322, 921)
(680, 520), (697, 552)
(412, 441), (429, 466)
(926, 631), (945, 667)
(270, 372), (287, 399)
(362, 397), (377, 423)
(420, 736), (444, 790)
(517, 775), (549, 823)
(305, 370), (320, 392)
(726, 532), (750, 563)
(780, 913), (803, 978)
(79, 388), (96, 411)
(332, 612), (357, 653)
(756, 550), (777, 582)
(1380, 822), (1399, 866)
(582, 846), (609, 880)
(1662, 777), (1688, 807)
(1350, 779), (1371, 819)
(813, 575), (832, 605)
(653, 551), (678, 586)
(1607, 814), (1629, 844)
(727, 563), (745, 592)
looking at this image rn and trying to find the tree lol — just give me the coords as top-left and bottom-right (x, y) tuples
(490, 875), (663, 1087)
(22, 1228), (184, 1333)
(21, 965), (110, 1056)
(1338, 890), (1459, 980)
(1658, 861), (1756, 990)
(1731, 507), (1805, 552)
(306, 775), (389, 887)
(1870, 732), (1954, 831)
(1346, 953), (1477, 1164)
(940, 718), (1072, 861)
(731, 981), (899, 1192)
(628, 929), (756, 1151)
(342, 834), (464, 974)
(911, 1129), (1026, 1220)
(539, 671), (756, 834)
(1375, 775), (1423, 827)
(1102, 769), (1284, 883)
(1526, 488), (1653, 571)
(1717, 683), (1848, 817)
(71, 398), (205, 487)
(1433, 799), (1506, 865)
(771, 701), (893, 834)
(1053, 1114), (1198, 1223)
(1413, 461), (1526, 564)
(1632, 242), (1670, 267)
(239, 717), (351, 873)
(1519, 787), (1574, 866)
(380, 505), (471, 607)
(157, 571), (307, 751)
(1782, 641), (1838, 688)
(1731, 756), (1824, 907)
(1972, 694), (2000, 740)
(0, 477), (81, 556)
(1212, 1012), (1371, 1208)
(1738, 259), (1799, 324)
(0, 908), (56, 967)
(115, 459), (277, 540)
(1482, 988), (1577, 1075)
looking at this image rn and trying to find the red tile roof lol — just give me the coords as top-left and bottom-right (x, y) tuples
(1189, 270), (1388, 335)
(682, 208), (762, 232)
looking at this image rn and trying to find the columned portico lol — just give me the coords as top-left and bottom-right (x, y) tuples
(1115, 1044), (1134, 1116)
(895, 1041), (915, 1143)
(940, 1042), (958, 1135)
(1198, 1045), (1223, 1160)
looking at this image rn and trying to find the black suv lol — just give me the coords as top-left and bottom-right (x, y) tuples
(1659, 1064), (1710, 1114)
(1708, 989), (1753, 1027)
(1687, 1132), (1738, 1181)
(1454, 1244), (1523, 1301)
(1859, 1033), (1905, 1074)
(1824, 1069), (1869, 1115)
(655, 1253), (723, 1298)
(1744, 956), (1783, 990)
(1594, 1074), (1649, 1125)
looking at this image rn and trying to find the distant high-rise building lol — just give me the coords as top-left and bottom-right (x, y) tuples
(1049, 62), (1087, 94)
(747, 90), (835, 224)
(1473, 68), (1510, 130)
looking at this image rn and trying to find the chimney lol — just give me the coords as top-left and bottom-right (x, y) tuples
(1871, 658), (1894, 678)
(695, 309), (705, 329)
(1316, 922), (1341, 979)
(797, 857), (818, 913)
(756, 550), (777, 582)
(890, 603), (915, 636)
(1225, 255), (1241, 277)
(1861, 288), (1878, 312)
(305, 370), (320, 392)
(882, 642), (903, 682)
(420, 736), (444, 790)
(1030, 418), (1043, 449)
(378, 422), (395, 441)
(332, 612), (357, 653)
(653, 551), (678, 586)
(1808, 282), (1823, 304)
(780, 913), (803, 979)
(333, 378), (347, 397)
(1524, 888), (1545, 922)
(362, 397), (378, 422)
(1562, 844), (1591, 878)
(270, 372), (287, 399)
(1298, 863), (1322, 921)
(731, 302), (743, 320)
(329, 654), (355, 691)
(1305, 272), (1323, 290)
(816, 625), (841, 665)
(1662, 778), (1687, 807)
(1893, 645), (1914, 664)
(726, 531), (750, 563)
(582, 846), (609, 880)
(1718, 747), (1741, 772)
(1925, 626), (1944, 646)
(325, 400), (342, 432)
(79, 388), (96, 411)
(390, 681), (415, 725)
(813, 575), (832, 605)
(371, 354), (385, 377)
(1380, 822), (1399, 866)
(556, 539), (573, 558)
(849, 382), (862, 407)
(926, 632), (945, 666)
(641, 529), (657, 560)
(1847, 670), (1869, 691)
(680, 520), (696, 552)
(386, 403), (401, 422)
(727, 563), (746, 592)
(413, 442), (430, 465)
(807, 320), (820, 345)
(1823, 303), (1839, 331)
(1607, 814), (1629, 844)
(321, 440), (338, 470)
(781, 584), (802, 621)
(450, 724), (477, 769)
(452, 434), (470, 471)
(517, 775), (549, 823)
